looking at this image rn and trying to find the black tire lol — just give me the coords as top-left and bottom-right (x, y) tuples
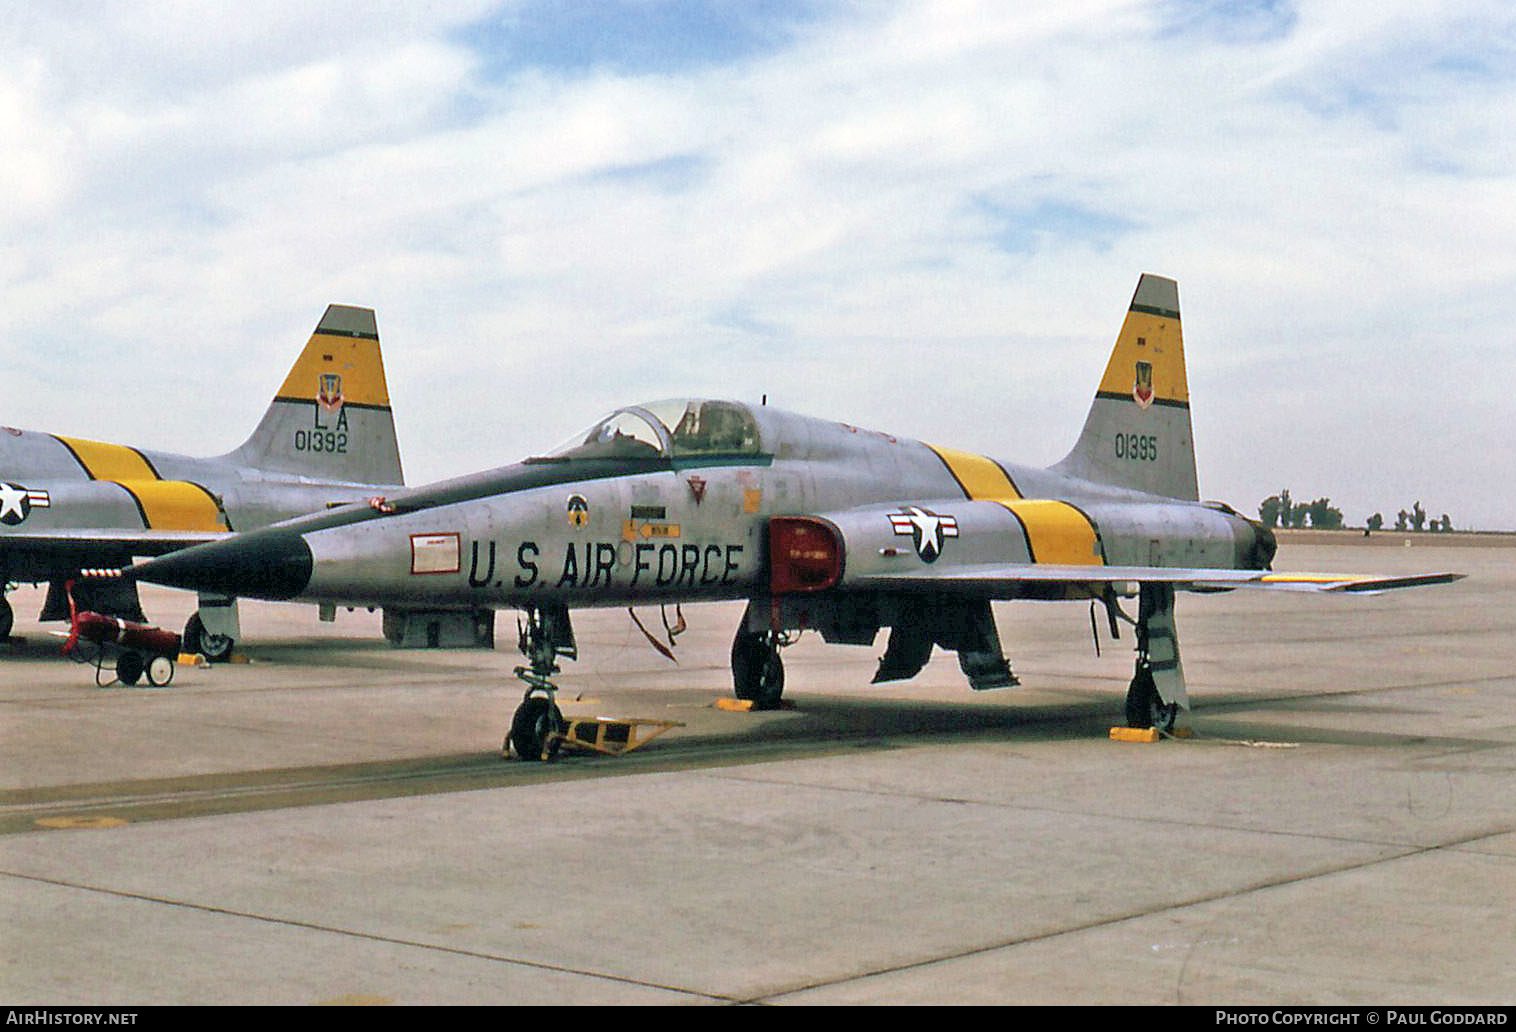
(183, 612), (234, 663)
(731, 632), (784, 709)
(0, 596), (12, 641)
(1125, 664), (1177, 732)
(509, 697), (563, 762)
(116, 651), (144, 687)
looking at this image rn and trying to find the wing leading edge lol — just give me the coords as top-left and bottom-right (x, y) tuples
(2, 529), (226, 557)
(847, 564), (1465, 595)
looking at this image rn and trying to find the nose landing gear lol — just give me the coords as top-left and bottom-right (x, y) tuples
(505, 604), (576, 761)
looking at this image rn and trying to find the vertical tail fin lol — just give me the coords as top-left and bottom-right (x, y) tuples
(227, 305), (405, 486)
(1052, 274), (1198, 501)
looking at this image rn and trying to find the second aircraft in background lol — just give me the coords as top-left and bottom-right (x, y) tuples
(1, 305), (405, 657)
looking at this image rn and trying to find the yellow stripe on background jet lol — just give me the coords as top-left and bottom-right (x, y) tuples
(0, 305), (404, 657)
(124, 276), (1461, 754)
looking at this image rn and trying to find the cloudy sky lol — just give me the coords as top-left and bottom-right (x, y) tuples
(4, 0), (1512, 529)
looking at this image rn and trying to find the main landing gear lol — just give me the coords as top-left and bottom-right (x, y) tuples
(182, 594), (239, 663)
(1125, 660), (1178, 733)
(505, 604), (576, 761)
(1123, 583), (1184, 734)
(0, 593), (13, 641)
(182, 612), (234, 663)
(731, 627), (787, 709)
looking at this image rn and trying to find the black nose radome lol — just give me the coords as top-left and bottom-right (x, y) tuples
(130, 529), (314, 600)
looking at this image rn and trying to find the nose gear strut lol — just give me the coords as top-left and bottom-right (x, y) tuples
(507, 604), (577, 760)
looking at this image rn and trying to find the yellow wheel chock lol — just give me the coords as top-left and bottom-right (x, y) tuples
(547, 716), (684, 758)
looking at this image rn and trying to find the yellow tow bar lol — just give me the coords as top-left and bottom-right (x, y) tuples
(547, 716), (685, 758)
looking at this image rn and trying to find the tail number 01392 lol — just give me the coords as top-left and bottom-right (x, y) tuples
(1114, 432), (1157, 462)
(294, 429), (348, 454)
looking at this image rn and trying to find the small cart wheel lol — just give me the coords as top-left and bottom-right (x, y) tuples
(116, 651), (144, 686)
(146, 655), (175, 686)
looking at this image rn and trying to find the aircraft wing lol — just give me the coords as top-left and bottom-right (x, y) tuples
(777, 501), (1463, 599)
(847, 563), (1464, 595)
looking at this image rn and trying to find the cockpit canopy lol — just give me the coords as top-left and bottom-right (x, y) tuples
(549, 399), (761, 461)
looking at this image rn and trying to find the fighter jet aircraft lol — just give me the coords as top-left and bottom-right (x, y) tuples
(1, 304), (404, 657)
(123, 275), (1459, 756)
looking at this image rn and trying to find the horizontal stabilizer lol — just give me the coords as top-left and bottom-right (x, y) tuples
(1254, 571), (1467, 594)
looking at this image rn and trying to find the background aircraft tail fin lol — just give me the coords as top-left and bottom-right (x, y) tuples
(1052, 274), (1198, 501)
(227, 305), (405, 486)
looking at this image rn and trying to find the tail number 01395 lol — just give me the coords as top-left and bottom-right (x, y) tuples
(1114, 432), (1157, 462)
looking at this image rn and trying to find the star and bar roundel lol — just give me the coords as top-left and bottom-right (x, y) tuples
(888, 506), (959, 563)
(0, 482), (50, 526)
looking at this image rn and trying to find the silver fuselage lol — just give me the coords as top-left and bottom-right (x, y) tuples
(191, 404), (1259, 610)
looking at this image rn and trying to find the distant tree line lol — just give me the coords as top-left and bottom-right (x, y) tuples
(1259, 490), (1454, 532)
(1374, 501), (1454, 533)
(1258, 489), (1343, 529)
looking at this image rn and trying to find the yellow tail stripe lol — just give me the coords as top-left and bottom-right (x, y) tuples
(1094, 309), (1189, 405)
(275, 332), (392, 408)
(114, 480), (224, 533)
(926, 445), (1022, 501)
(55, 436), (158, 481)
(997, 499), (1104, 566)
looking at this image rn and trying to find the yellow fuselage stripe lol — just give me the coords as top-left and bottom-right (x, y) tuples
(55, 436), (158, 481)
(113, 480), (224, 532)
(54, 435), (224, 532)
(926, 444), (1022, 500)
(996, 499), (1104, 566)
(927, 443), (1103, 566)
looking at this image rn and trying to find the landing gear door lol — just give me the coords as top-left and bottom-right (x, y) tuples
(1139, 583), (1188, 710)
